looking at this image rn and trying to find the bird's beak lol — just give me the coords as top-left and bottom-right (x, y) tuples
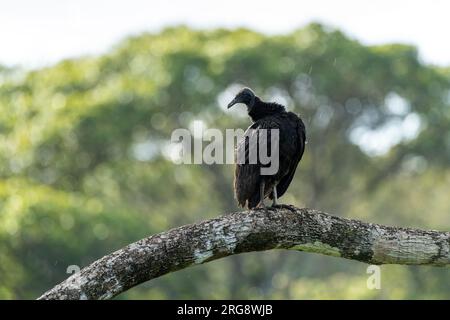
(227, 98), (238, 109)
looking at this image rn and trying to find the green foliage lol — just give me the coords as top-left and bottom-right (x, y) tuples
(0, 24), (449, 299)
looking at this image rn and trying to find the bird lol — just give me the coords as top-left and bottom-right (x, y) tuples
(227, 87), (306, 209)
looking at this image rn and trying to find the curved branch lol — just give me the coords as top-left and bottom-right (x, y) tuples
(38, 206), (450, 300)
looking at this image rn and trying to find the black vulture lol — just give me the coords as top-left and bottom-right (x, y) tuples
(227, 87), (306, 209)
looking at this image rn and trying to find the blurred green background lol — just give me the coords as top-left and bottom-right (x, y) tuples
(1, 24), (449, 299)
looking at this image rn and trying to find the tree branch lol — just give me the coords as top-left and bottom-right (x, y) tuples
(38, 206), (450, 300)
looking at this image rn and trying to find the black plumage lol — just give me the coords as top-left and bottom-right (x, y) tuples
(227, 88), (306, 209)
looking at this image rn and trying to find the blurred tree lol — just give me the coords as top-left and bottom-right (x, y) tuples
(0, 23), (449, 299)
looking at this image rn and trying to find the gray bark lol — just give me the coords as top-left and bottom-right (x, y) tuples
(38, 206), (450, 300)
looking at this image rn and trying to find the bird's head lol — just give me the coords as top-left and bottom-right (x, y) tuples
(227, 87), (256, 110)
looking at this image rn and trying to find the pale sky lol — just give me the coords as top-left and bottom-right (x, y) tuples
(1, 0), (449, 69)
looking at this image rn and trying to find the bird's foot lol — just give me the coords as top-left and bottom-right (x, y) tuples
(255, 201), (277, 212)
(254, 202), (265, 210)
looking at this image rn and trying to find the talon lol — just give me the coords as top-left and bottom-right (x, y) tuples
(255, 202), (266, 210)
(276, 204), (297, 212)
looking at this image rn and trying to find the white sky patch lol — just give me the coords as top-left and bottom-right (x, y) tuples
(266, 87), (294, 111)
(132, 140), (160, 162)
(1, 0), (450, 68)
(162, 142), (183, 164)
(217, 86), (238, 112)
(189, 120), (207, 139)
(217, 84), (248, 118)
(384, 92), (411, 116)
(350, 113), (423, 156)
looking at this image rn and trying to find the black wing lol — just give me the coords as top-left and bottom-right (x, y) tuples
(234, 119), (279, 208)
(272, 115), (306, 198)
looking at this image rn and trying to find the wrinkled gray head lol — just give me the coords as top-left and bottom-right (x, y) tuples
(227, 87), (256, 109)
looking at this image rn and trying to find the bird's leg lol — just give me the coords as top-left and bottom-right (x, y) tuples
(256, 181), (266, 209)
(271, 186), (278, 207)
(270, 186), (296, 212)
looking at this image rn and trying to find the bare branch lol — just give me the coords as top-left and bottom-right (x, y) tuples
(38, 206), (450, 300)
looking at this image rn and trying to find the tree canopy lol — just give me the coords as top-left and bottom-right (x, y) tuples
(1, 24), (450, 299)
